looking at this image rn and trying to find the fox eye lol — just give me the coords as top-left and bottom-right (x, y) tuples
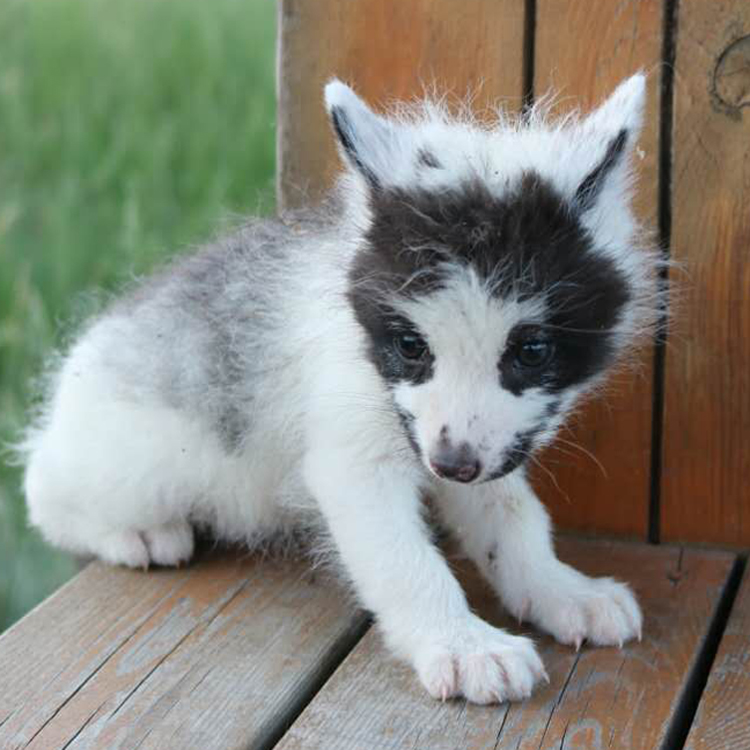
(515, 339), (554, 369)
(394, 332), (429, 361)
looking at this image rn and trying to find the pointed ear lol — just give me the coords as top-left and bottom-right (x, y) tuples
(324, 80), (401, 189)
(573, 73), (646, 211)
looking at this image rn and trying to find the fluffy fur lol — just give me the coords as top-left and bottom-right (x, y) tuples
(20, 74), (659, 704)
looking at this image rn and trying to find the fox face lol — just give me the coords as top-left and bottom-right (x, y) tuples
(328, 76), (657, 483)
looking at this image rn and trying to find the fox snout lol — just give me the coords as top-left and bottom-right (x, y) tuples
(428, 436), (482, 484)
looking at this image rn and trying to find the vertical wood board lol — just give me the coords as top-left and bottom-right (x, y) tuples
(532, 0), (665, 537)
(277, 0), (526, 209)
(660, 0), (750, 545)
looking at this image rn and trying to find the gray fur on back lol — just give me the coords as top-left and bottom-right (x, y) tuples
(95, 206), (344, 453)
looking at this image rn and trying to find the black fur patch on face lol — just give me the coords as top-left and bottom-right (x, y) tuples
(348, 172), (630, 394)
(353, 311), (435, 387)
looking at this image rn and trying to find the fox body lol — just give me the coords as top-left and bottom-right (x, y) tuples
(22, 75), (658, 703)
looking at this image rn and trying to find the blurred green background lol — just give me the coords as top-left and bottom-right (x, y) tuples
(0, 0), (277, 631)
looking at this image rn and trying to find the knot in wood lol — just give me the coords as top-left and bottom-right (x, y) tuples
(713, 35), (750, 114)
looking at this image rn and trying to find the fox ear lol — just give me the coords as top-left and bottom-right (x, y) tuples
(574, 73), (647, 211)
(325, 80), (403, 189)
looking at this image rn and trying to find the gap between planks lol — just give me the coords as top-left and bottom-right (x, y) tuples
(683, 557), (750, 750)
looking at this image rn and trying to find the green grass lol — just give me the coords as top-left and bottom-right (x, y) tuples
(0, 0), (277, 630)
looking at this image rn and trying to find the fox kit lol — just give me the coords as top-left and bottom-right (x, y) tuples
(22, 74), (658, 704)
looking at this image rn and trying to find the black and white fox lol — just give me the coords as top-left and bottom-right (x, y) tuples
(21, 74), (659, 703)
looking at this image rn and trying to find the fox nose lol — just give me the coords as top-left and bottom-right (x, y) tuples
(429, 443), (481, 483)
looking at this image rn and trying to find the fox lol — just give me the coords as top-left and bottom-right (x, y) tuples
(21, 73), (659, 704)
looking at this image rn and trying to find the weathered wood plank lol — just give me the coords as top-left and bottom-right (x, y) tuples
(276, 539), (736, 750)
(685, 565), (750, 749)
(660, 0), (750, 545)
(0, 552), (367, 750)
(277, 0), (526, 210)
(531, 0), (664, 538)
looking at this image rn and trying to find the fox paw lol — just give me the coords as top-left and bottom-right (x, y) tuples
(414, 617), (547, 704)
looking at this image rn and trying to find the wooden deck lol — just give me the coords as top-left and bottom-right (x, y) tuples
(0, 538), (747, 750)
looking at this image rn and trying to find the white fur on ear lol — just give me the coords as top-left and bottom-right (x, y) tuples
(324, 79), (403, 188)
(324, 79), (367, 117)
(584, 72), (647, 139)
(572, 73), (647, 211)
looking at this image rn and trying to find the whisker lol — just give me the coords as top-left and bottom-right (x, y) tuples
(551, 436), (608, 479)
(525, 452), (566, 496)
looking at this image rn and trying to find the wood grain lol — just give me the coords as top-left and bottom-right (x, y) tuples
(531, 0), (664, 538)
(277, 0), (526, 209)
(660, 0), (750, 545)
(0, 551), (367, 750)
(685, 566), (750, 749)
(276, 539), (736, 750)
